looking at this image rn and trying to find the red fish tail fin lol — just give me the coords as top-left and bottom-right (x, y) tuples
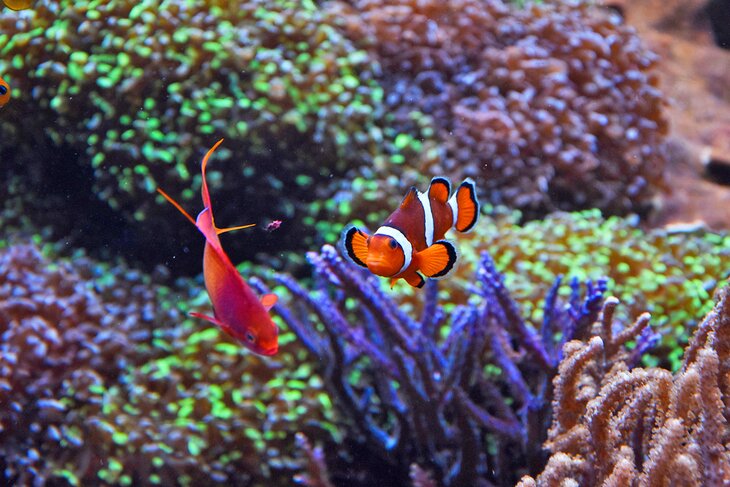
(449, 178), (479, 232)
(200, 138), (225, 213)
(156, 187), (197, 226)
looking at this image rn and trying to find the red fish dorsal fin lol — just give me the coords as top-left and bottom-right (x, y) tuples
(400, 187), (418, 209)
(428, 177), (451, 204)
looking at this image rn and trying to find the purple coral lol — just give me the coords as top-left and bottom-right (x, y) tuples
(273, 245), (611, 485)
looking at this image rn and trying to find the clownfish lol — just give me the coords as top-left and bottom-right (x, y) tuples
(156, 139), (279, 356)
(2, 0), (33, 10)
(343, 177), (479, 288)
(0, 76), (9, 108)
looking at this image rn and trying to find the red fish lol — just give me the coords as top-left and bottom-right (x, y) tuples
(0, 76), (10, 108)
(343, 177), (479, 288)
(157, 139), (278, 356)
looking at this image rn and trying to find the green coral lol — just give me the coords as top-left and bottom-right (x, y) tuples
(445, 208), (729, 370)
(0, 0), (403, 263)
(0, 242), (336, 485)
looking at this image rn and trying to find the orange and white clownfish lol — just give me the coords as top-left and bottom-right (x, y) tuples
(0, 76), (10, 108)
(2, 0), (33, 11)
(343, 177), (479, 288)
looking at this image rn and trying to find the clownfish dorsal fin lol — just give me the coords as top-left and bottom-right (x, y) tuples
(428, 177), (451, 204)
(416, 240), (457, 278)
(343, 226), (369, 268)
(399, 187), (418, 209)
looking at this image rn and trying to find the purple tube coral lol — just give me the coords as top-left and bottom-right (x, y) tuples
(272, 245), (612, 485)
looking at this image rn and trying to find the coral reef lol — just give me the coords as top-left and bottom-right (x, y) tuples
(330, 0), (669, 218)
(429, 208), (730, 370)
(0, 242), (335, 485)
(517, 281), (730, 485)
(272, 244), (615, 486)
(0, 0), (395, 266)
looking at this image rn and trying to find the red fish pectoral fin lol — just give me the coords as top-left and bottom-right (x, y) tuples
(156, 188), (197, 226)
(450, 178), (479, 233)
(343, 226), (369, 267)
(190, 311), (225, 327)
(190, 312), (236, 338)
(428, 177), (451, 204)
(416, 240), (457, 278)
(261, 293), (278, 311)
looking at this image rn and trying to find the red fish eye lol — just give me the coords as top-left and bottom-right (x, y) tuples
(389, 238), (397, 249)
(246, 332), (255, 343)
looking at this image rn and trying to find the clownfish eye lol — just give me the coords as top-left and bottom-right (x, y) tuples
(0, 86), (6, 95)
(388, 238), (397, 249)
(245, 332), (256, 343)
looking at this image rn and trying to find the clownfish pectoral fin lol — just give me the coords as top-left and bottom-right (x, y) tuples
(343, 225), (369, 268)
(261, 293), (278, 311)
(416, 240), (458, 278)
(428, 177), (451, 204)
(399, 186), (418, 209)
(449, 178), (479, 233)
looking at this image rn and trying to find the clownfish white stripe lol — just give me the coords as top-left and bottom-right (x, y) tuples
(375, 225), (412, 276)
(417, 190), (435, 247)
(448, 193), (459, 229)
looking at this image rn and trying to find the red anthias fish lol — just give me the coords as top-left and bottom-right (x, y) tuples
(157, 139), (278, 356)
(343, 177), (479, 288)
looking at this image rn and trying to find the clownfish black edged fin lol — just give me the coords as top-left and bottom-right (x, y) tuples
(428, 177), (451, 204)
(417, 240), (457, 278)
(400, 187), (418, 209)
(451, 178), (479, 233)
(400, 272), (426, 288)
(342, 225), (369, 268)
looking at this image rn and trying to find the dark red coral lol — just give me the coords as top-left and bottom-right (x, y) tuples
(331, 0), (669, 217)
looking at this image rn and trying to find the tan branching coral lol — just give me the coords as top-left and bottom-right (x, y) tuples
(518, 283), (730, 486)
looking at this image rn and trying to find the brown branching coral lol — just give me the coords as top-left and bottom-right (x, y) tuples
(519, 283), (730, 486)
(330, 0), (669, 217)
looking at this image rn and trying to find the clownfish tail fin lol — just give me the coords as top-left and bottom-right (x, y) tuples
(428, 177), (451, 204)
(449, 178), (479, 233)
(342, 225), (369, 268)
(417, 240), (458, 279)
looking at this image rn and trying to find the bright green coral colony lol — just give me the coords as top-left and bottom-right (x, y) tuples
(460, 209), (730, 369)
